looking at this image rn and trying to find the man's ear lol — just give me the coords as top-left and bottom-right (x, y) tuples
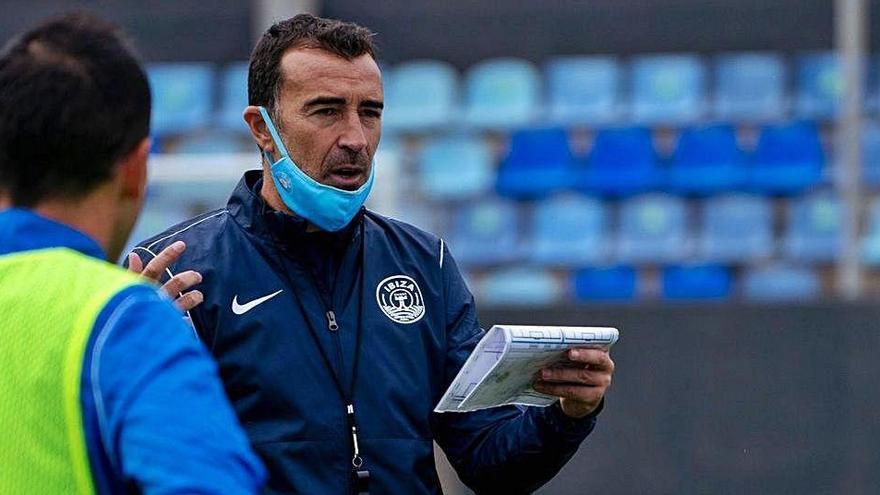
(243, 105), (276, 156)
(117, 137), (150, 201)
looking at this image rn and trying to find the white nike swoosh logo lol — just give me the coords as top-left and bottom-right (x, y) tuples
(231, 290), (284, 315)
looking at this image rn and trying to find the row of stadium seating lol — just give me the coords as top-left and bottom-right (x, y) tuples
(416, 192), (880, 268)
(145, 51), (880, 138)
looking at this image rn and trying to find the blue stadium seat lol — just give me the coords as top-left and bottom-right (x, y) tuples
(661, 265), (732, 301)
(863, 121), (880, 187)
(448, 200), (521, 266)
(572, 266), (638, 302)
(713, 52), (786, 121)
(546, 56), (621, 125)
(383, 60), (458, 131)
(749, 121), (824, 195)
(698, 194), (774, 263)
(417, 135), (493, 200)
(496, 128), (575, 199)
(861, 197), (880, 265)
(216, 62), (249, 131)
(578, 127), (661, 196)
(478, 268), (562, 306)
(784, 193), (842, 263)
(795, 52), (843, 119)
(668, 124), (747, 194)
(616, 194), (689, 264)
(630, 54), (707, 124)
(529, 194), (610, 267)
(742, 264), (821, 301)
(147, 63), (215, 136)
(463, 58), (540, 129)
(171, 131), (252, 154)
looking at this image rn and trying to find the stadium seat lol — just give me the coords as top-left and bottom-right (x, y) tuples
(795, 52), (843, 119)
(698, 194), (774, 263)
(749, 121), (825, 195)
(528, 194), (610, 267)
(496, 128), (575, 199)
(417, 135), (493, 200)
(713, 52), (787, 121)
(862, 121), (880, 187)
(577, 127), (662, 196)
(463, 58), (540, 129)
(784, 193), (843, 263)
(572, 266), (638, 302)
(216, 62), (249, 131)
(741, 264), (821, 301)
(448, 199), (521, 266)
(383, 60), (458, 131)
(171, 131), (253, 154)
(860, 196), (880, 265)
(661, 264), (732, 301)
(477, 268), (562, 306)
(630, 54), (707, 124)
(546, 56), (621, 125)
(668, 124), (748, 195)
(616, 194), (689, 263)
(147, 63), (215, 136)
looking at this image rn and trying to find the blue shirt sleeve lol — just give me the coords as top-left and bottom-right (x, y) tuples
(82, 284), (266, 494)
(431, 242), (598, 494)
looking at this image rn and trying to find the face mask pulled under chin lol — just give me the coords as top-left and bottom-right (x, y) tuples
(257, 106), (374, 232)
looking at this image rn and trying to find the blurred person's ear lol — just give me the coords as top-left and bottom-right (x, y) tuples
(243, 105), (276, 158)
(117, 137), (151, 202)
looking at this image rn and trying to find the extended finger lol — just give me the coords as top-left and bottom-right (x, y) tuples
(127, 252), (144, 273)
(160, 270), (203, 299)
(175, 290), (204, 312)
(538, 367), (612, 388)
(533, 381), (605, 404)
(567, 348), (615, 372)
(141, 241), (186, 281)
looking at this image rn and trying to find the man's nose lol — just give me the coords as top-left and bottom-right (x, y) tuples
(337, 112), (368, 153)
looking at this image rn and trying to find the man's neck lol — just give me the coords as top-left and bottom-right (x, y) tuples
(32, 192), (116, 258)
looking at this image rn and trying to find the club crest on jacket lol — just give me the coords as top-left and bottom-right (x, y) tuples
(376, 275), (425, 324)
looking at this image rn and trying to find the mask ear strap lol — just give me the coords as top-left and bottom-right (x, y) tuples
(257, 106), (290, 158)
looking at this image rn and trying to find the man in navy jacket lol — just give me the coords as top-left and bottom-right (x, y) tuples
(129, 14), (615, 495)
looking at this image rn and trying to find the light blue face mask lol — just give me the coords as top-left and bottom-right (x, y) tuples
(257, 106), (374, 231)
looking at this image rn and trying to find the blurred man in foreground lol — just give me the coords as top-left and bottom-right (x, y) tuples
(129, 14), (614, 494)
(0, 13), (265, 494)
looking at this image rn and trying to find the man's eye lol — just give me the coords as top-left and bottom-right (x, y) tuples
(316, 108), (338, 116)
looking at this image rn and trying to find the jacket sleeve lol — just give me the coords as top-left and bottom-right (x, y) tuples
(87, 285), (266, 494)
(431, 243), (599, 494)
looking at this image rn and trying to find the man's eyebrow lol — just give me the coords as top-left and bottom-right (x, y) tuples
(361, 99), (384, 110)
(303, 96), (346, 108)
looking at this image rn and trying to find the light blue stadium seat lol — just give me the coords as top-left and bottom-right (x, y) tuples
(741, 264), (821, 301)
(546, 56), (621, 125)
(863, 121), (880, 187)
(749, 121), (824, 195)
(860, 197), (880, 265)
(528, 194), (610, 267)
(661, 264), (732, 301)
(383, 60), (458, 132)
(714, 52), (787, 121)
(698, 194), (773, 263)
(630, 54), (706, 124)
(668, 124), (747, 195)
(496, 128), (575, 199)
(449, 200), (521, 266)
(578, 127), (661, 196)
(171, 131), (252, 154)
(478, 268), (561, 306)
(417, 135), (493, 201)
(795, 52), (843, 119)
(784, 193), (842, 263)
(216, 62), (249, 131)
(147, 63), (215, 136)
(463, 58), (540, 129)
(616, 194), (689, 264)
(572, 266), (637, 302)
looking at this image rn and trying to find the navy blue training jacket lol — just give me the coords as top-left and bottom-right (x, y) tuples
(129, 171), (599, 494)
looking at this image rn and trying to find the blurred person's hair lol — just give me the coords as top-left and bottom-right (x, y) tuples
(248, 13), (375, 117)
(0, 12), (150, 207)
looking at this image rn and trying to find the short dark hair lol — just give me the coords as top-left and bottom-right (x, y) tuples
(0, 12), (150, 207)
(248, 14), (375, 115)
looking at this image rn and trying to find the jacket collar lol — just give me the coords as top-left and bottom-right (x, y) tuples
(227, 170), (363, 250)
(0, 208), (106, 259)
